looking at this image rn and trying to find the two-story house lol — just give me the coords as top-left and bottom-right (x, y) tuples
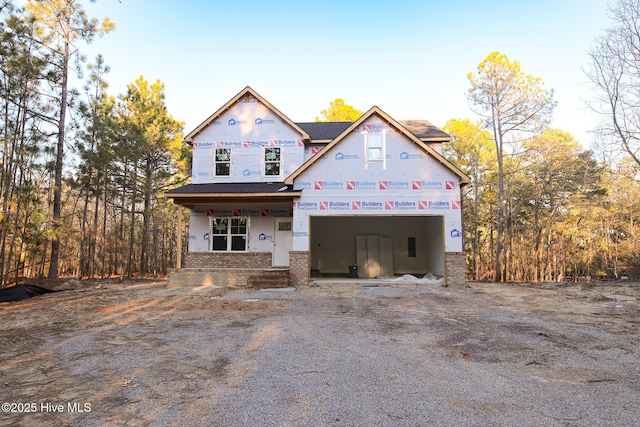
(166, 86), (470, 288)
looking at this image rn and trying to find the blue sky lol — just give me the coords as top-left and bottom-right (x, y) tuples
(80, 0), (609, 146)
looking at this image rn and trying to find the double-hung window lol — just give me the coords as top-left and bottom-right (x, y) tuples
(363, 130), (386, 169)
(214, 147), (232, 176)
(209, 217), (247, 251)
(263, 146), (282, 177)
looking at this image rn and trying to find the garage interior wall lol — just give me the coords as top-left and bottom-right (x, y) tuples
(310, 216), (444, 277)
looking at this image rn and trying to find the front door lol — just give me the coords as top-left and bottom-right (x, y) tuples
(273, 218), (292, 266)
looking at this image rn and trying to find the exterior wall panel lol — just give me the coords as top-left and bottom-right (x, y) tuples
(292, 116), (463, 256)
(191, 98), (305, 183)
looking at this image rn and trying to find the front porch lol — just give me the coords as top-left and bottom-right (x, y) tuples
(168, 251), (310, 289)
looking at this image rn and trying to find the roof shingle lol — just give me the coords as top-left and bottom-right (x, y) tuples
(295, 120), (449, 142)
(165, 182), (297, 195)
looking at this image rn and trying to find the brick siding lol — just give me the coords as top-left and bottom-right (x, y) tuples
(289, 251), (310, 287)
(445, 252), (467, 287)
(174, 250), (464, 288)
(168, 268), (251, 288)
(183, 252), (271, 269)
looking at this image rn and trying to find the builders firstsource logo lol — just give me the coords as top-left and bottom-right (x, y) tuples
(403, 180), (459, 190)
(384, 201), (417, 210)
(294, 201), (318, 210)
(427, 201), (450, 210)
(411, 180), (446, 190)
(192, 141), (216, 150)
(314, 181), (344, 190)
(318, 201), (350, 210)
(351, 201), (383, 210)
(379, 181), (410, 190)
(346, 181), (376, 190)
(362, 123), (393, 133)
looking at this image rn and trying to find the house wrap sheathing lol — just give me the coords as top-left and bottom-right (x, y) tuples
(166, 87), (470, 287)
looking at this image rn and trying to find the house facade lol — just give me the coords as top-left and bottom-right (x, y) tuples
(166, 87), (470, 288)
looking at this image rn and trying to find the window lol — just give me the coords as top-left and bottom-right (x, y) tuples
(367, 134), (383, 161)
(209, 217), (247, 251)
(263, 146), (281, 176)
(230, 218), (248, 251)
(278, 221), (292, 231)
(363, 130), (386, 169)
(214, 147), (231, 176)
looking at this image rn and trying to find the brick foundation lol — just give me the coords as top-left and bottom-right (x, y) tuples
(289, 251), (310, 287)
(175, 250), (460, 288)
(172, 252), (277, 289)
(445, 252), (467, 287)
(168, 268), (250, 288)
(183, 252), (271, 269)
(168, 267), (288, 289)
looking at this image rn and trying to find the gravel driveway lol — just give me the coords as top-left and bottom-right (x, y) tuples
(1, 279), (639, 426)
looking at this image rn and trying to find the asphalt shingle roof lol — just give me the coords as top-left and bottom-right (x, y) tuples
(165, 182), (296, 195)
(398, 120), (450, 140)
(295, 122), (352, 141)
(295, 120), (449, 142)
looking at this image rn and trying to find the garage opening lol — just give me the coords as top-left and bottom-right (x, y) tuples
(309, 215), (444, 279)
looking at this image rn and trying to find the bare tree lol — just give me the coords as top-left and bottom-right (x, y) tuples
(586, 0), (640, 167)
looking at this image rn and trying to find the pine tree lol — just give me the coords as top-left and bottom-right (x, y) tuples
(26, 0), (113, 278)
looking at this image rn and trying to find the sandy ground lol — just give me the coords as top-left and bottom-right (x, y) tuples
(0, 278), (639, 426)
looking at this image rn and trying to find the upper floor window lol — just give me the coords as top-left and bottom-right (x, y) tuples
(214, 147), (231, 176)
(263, 146), (282, 177)
(363, 130), (386, 169)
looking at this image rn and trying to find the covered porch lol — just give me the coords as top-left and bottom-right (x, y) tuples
(165, 182), (305, 288)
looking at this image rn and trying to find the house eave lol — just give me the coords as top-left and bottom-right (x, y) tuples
(165, 191), (302, 205)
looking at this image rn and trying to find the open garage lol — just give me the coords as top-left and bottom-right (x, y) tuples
(309, 215), (445, 278)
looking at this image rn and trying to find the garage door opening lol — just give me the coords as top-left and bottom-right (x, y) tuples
(309, 215), (444, 279)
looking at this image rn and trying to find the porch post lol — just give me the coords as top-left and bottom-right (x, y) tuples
(177, 204), (183, 269)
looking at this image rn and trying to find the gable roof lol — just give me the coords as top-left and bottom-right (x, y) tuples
(285, 106), (470, 186)
(184, 86), (311, 144)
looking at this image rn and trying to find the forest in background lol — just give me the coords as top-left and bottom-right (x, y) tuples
(444, 119), (639, 282)
(0, 0), (187, 286)
(0, 0), (638, 286)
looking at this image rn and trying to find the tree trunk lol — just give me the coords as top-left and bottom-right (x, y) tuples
(101, 179), (108, 278)
(89, 193), (99, 278)
(140, 156), (152, 277)
(472, 168), (480, 281)
(128, 163), (137, 277)
(494, 132), (505, 283)
(48, 33), (70, 279)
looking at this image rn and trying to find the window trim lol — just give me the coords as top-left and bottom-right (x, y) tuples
(363, 129), (386, 169)
(213, 147), (232, 177)
(262, 145), (283, 178)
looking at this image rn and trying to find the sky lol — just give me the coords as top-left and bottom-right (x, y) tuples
(76, 0), (611, 146)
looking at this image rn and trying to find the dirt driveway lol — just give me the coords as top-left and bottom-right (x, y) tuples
(1, 278), (639, 426)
